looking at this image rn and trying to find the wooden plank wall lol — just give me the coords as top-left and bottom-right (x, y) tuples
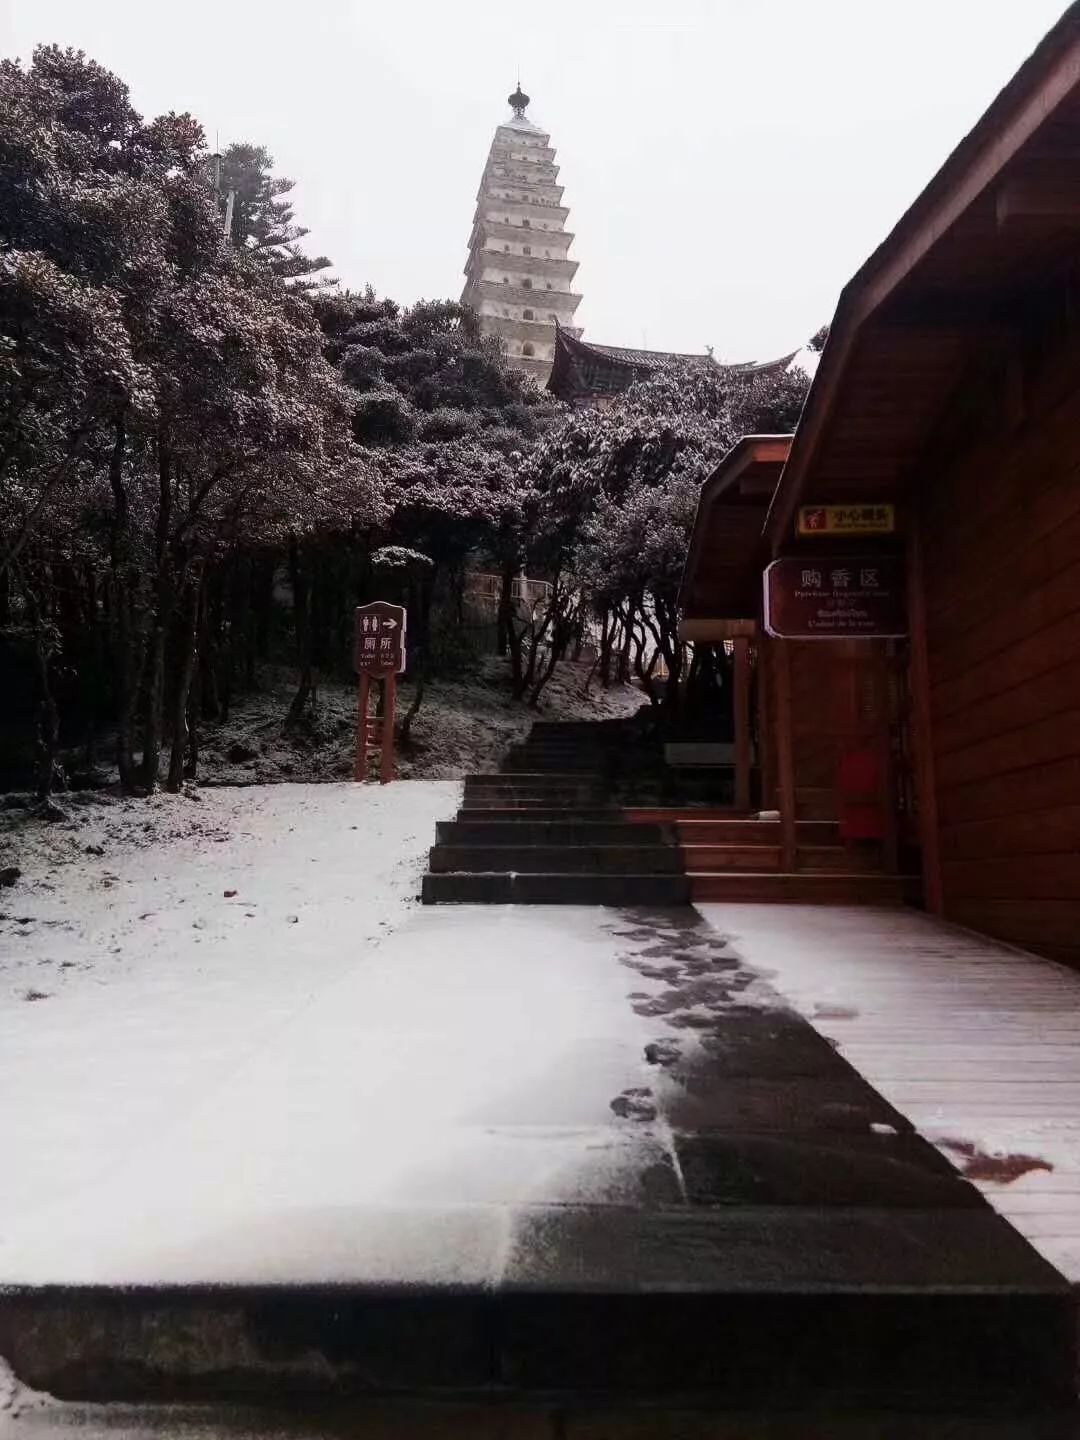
(787, 639), (879, 821)
(920, 363), (1080, 969)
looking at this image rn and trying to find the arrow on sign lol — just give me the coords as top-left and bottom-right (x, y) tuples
(382, 619), (398, 629)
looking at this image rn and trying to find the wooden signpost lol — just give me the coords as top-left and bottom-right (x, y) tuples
(353, 602), (407, 783)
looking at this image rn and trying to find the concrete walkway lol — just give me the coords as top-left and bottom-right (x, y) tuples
(0, 905), (1070, 1411)
(700, 903), (1080, 1284)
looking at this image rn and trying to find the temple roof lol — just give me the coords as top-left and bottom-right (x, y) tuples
(548, 328), (797, 404)
(583, 340), (720, 368)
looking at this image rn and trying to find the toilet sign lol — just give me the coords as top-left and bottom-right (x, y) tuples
(353, 601), (407, 785)
(353, 601), (407, 675)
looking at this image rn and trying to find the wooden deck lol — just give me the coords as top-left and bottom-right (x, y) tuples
(696, 902), (1080, 1284)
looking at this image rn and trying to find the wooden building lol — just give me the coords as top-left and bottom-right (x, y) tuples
(681, 4), (1080, 967)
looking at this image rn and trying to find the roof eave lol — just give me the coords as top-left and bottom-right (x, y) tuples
(678, 435), (793, 615)
(764, 1), (1080, 551)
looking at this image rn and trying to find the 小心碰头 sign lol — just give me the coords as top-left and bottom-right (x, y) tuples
(797, 504), (895, 537)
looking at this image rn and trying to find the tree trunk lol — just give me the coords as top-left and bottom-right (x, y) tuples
(399, 569), (435, 743)
(105, 410), (139, 792)
(617, 605), (634, 684)
(199, 561), (223, 722)
(285, 533), (315, 726)
(139, 595), (168, 792)
(252, 550), (275, 672)
(166, 567), (202, 792)
(519, 570), (561, 699)
(33, 630), (60, 800)
(139, 437), (173, 793)
(527, 596), (576, 709)
(496, 562), (515, 657)
(399, 669), (425, 744)
(19, 567), (61, 800)
(598, 608), (612, 687)
(82, 563), (101, 767)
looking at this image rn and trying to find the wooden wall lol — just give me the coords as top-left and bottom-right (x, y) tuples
(919, 359), (1080, 968)
(759, 636), (880, 821)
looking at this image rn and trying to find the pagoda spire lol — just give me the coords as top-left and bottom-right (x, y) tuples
(460, 88), (582, 385)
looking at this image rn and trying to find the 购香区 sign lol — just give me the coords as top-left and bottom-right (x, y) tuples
(797, 504), (895, 537)
(763, 555), (906, 639)
(353, 601), (407, 674)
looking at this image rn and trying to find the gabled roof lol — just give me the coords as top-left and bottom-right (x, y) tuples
(583, 340), (719, 368)
(548, 328), (797, 402)
(679, 435), (793, 626)
(765, 1), (1080, 546)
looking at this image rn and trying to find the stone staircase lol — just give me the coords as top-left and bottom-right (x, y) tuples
(422, 718), (914, 906)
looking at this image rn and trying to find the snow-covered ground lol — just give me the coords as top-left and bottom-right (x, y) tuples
(0, 781), (459, 1276)
(0, 785), (704, 1287)
(43, 658), (646, 792)
(0, 902), (693, 1286)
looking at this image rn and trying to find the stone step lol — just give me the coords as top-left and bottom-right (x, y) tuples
(622, 807), (754, 823)
(421, 871), (693, 904)
(688, 871), (911, 904)
(465, 774), (606, 791)
(4, 1235), (1071, 1406)
(436, 820), (673, 845)
(503, 755), (612, 772)
(461, 790), (607, 805)
(463, 783), (610, 794)
(454, 807), (626, 823)
(460, 799), (615, 812)
(428, 845), (685, 875)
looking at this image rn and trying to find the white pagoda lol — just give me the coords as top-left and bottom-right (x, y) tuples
(462, 84), (582, 383)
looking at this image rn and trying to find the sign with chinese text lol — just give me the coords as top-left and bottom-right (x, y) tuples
(353, 602), (407, 674)
(797, 503), (895, 537)
(763, 555), (906, 639)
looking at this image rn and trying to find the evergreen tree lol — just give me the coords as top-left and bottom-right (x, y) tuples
(218, 141), (334, 292)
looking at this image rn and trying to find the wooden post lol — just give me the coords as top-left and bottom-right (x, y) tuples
(872, 640), (900, 874)
(758, 637), (774, 813)
(908, 521), (944, 913)
(733, 636), (751, 813)
(354, 671), (370, 782)
(380, 673), (397, 784)
(776, 639), (797, 872)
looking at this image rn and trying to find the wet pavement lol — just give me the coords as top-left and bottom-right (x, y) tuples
(0, 907), (1072, 1409)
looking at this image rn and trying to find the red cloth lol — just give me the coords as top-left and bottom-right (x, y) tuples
(838, 747), (885, 841)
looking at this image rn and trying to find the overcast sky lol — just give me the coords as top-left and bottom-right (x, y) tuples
(1, 1), (1070, 359)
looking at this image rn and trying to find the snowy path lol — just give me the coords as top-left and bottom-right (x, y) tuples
(699, 903), (1080, 1283)
(0, 902), (688, 1285)
(0, 782), (459, 1260)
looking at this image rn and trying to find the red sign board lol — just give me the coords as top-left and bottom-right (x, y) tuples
(763, 555), (906, 639)
(353, 602), (407, 674)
